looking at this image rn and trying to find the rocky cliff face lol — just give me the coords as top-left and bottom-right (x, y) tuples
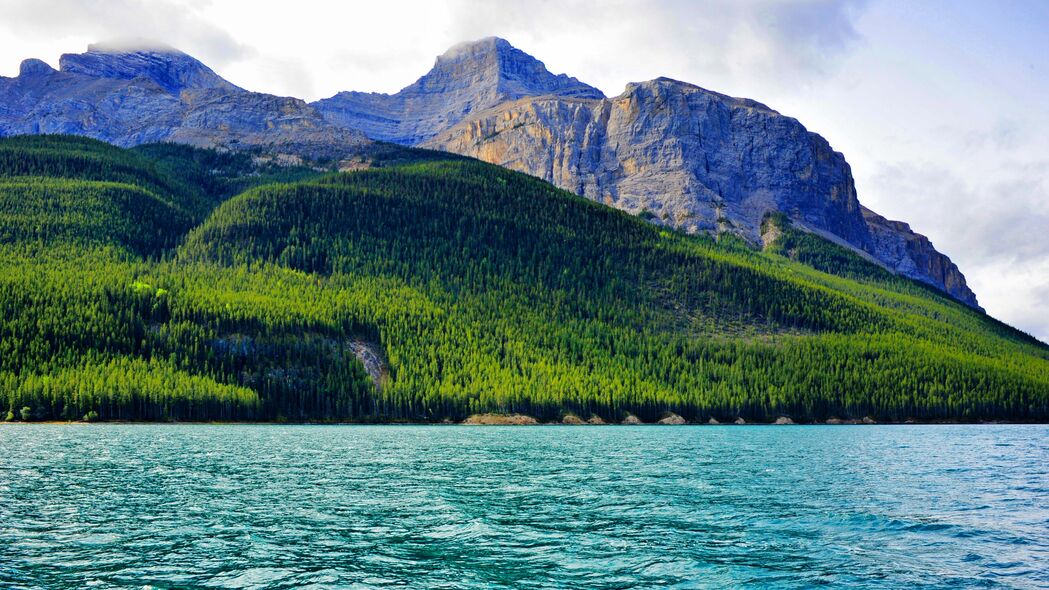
(426, 79), (871, 244)
(401, 49), (978, 308)
(861, 208), (979, 307)
(313, 37), (604, 145)
(0, 43), (367, 154)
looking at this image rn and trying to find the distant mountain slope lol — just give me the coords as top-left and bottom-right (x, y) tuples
(0, 136), (196, 253)
(0, 43), (368, 154)
(0, 135), (339, 254)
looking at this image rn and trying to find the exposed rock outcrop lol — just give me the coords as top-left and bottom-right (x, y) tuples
(658, 413), (687, 425)
(346, 339), (388, 392)
(462, 413), (539, 425)
(826, 417), (879, 425)
(862, 207), (979, 308)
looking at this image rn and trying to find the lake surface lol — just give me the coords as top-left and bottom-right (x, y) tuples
(1, 425), (1046, 589)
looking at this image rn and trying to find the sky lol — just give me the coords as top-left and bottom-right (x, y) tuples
(1, 0), (1047, 341)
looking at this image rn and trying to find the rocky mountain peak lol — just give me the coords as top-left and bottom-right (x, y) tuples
(314, 37), (604, 144)
(18, 58), (56, 77)
(435, 36), (513, 63)
(423, 36), (604, 100)
(0, 42), (365, 154)
(57, 41), (242, 94)
(622, 77), (777, 114)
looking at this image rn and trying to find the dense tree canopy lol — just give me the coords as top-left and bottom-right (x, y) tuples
(2, 135), (1047, 422)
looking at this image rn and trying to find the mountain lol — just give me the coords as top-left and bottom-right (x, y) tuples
(0, 136), (195, 255)
(313, 37), (604, 144)
(2, 136), (1047, 424)
(58, 40), (242, 94)
(311, 39), (978, 309)
(0, 43), (367, 154)
(0, 38), (981, 308)
(421, 75), (979, 308)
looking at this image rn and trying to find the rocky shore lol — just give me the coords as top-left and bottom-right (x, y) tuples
(456, 413), (903, 425)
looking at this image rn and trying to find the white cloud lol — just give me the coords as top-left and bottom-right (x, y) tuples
(865, 157), (1049, 342)
(439, 0), (868, 97)
(0, 0), (249, 69)
(0, 0), (868, 98)
(869, 159), (1049, 266)
(969, 259), (1049, 343)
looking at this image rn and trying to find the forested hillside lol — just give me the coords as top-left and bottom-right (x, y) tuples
(2, 136), (1047, 423)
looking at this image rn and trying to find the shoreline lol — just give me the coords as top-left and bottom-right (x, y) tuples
(2, 419), (1044, 426)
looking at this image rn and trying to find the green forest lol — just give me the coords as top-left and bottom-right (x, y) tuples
(1, 135), (1047, 423)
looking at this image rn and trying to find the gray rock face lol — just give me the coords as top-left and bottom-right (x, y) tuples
(862, 207), (979, 307)
(419, 75), (978, 308)
(59, 42), (242, 94)
(313, 37), (604, 144)
(427, 79), (869, 243)
(0, 44), (368, 154)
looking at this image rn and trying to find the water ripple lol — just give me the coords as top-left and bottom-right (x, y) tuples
(0, 424), (1047, 589)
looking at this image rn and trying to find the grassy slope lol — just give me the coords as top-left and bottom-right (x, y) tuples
(1, 135), (1047, 422)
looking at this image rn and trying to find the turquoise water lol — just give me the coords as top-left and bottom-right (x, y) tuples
(0, 425), (1046, 589)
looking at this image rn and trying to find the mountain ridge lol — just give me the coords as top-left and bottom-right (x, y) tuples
(0, 42), (367, 153)
(313, 36), (604, 145)
(58, 42), (243, 94)
(0, 38), (979, 308)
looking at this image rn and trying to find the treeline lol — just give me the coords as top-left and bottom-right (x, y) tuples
(0, 177), (193, 254)
(6, 248), (1044, 423)
(131, 142), (327, 213)
(183, 163), (891, 335)
(2, 357), (260, 422)
(1, 137), (1048, 422)
(0, 249), (374, 421)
